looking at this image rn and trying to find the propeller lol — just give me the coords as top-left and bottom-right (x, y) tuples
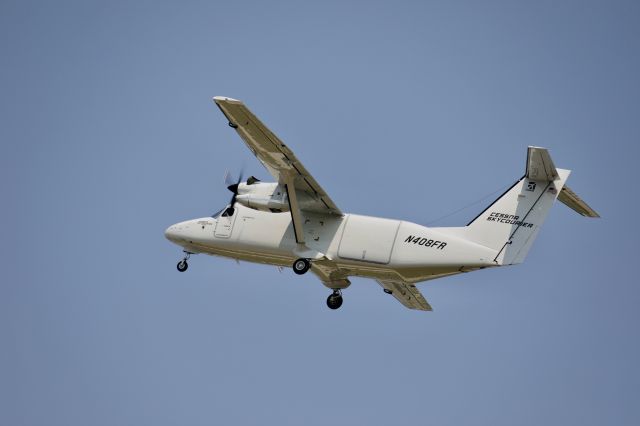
(215, 169), (260, 217)
(223, 169), (244, 217)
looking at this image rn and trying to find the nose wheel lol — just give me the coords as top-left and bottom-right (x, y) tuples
(176, 252), (191, 272)
(293, 258), (311, 275)
(326, 290), (343, 310)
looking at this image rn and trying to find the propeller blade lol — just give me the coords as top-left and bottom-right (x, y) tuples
(223, 170), (234, 187)
(227, 170), (244, 194)
(227, 183), (239, 194)
(219, 166), (245, 217)
(224, 169), (244, 215)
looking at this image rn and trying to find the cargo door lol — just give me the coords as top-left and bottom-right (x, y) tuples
(338, 215), (400, 264)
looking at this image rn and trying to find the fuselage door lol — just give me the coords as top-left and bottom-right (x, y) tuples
(338, 215), (401, 264)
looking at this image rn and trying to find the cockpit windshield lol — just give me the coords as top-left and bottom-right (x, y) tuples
(211, 205), (234, 218)
(211, 206), (226, 218)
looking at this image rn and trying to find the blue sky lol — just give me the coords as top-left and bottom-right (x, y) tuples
(2, 1), (639, 425)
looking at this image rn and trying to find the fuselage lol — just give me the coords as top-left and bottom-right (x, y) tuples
(165, 204), (497, 284)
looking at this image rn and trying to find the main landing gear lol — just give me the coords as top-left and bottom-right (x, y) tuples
(326, 290), (343, 310)
(292, 258), (311, 275)
(176, 252), (191, 272)
(291, 258), (344, 310)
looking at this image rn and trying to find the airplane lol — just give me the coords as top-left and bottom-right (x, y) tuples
(164, 96), (600, 311)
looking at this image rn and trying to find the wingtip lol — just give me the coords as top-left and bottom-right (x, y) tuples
(213, 96), (241, 103)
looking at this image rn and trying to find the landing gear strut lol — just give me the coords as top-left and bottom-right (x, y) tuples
(292, 258), (311, 275)
(326, 290), (343, 310)
(177, 252), (191, 272)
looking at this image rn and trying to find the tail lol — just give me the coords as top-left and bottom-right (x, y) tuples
(445, 147), (599, 265)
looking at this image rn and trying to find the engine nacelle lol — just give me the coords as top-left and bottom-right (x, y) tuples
(234, 181), (318, 213)
(235, 193), (289, 213)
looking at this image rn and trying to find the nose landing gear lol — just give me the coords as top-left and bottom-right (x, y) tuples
(326, 290), (343, 310)
(176, 252), (192, 272)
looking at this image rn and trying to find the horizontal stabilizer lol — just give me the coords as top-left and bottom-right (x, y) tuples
(527, 146), (559, 181)
(558, 185), (600, 217)
(377, 280), (432, 311)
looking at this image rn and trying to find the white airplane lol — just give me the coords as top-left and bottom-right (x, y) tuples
(165, 96), (599, 311)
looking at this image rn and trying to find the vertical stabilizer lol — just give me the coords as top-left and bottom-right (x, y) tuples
(448, 147), (572, 265)
(466, 169), (569, 264)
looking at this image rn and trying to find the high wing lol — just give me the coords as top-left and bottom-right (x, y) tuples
(377, 280), (433, 311)
(213, 96), (342, 216)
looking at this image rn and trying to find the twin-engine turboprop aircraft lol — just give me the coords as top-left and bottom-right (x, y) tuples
(165, 96), (599, 311)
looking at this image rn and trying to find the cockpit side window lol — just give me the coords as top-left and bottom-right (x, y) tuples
(212, 205), (235, 218)
(211, 206), (229, 218)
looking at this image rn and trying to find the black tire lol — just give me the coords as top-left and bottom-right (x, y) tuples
(326, 293), (343, 310)
(292, 258), (310, 275)
(177, 260), (188, 272)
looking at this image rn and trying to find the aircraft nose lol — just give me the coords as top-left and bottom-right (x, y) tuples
(164, 225), (179, 241)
